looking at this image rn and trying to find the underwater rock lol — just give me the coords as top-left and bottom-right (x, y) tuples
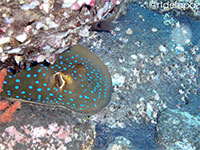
(157, 108), (200, 150)
(0, 0), (123, 71)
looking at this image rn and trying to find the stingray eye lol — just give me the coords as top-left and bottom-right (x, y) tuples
(53, 72), (65, 90)
(55, 74), (63, 88)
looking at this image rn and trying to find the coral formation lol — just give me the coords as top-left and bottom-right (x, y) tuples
(0, 69), (21, 123)
(0, 101), (21, 123)
(0, 0), (122, 71)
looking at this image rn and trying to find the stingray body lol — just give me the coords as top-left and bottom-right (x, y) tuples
(1, 45), (112, 114)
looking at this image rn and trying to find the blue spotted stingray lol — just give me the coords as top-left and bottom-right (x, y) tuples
(1, 45), (112, 114)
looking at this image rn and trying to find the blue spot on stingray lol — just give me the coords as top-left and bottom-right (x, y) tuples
(43, 83), (47, 86)
(21, 91), (26, 94)
(26, 74), (31, 78)
(7, 91), (11, 95)
(38, 95), (42, 99)
(59, 56), (63, 59)
(3, 81), (7, 84)
(28, 85), (33, 89)
(33, 74), (37, 77)
(49, 93), (54, 96)
(53, 87), (58, 91)
(85, 95), (90, 99)
(16, 79), (20, 83)
(43, 73), (46, 76)
(38, 69), (42, 72)
(35, 81), (39, 84)
(47, 88), (50, 91)
(8, 75), (12, 78)
(69, 91), (72, 94)
(37, 88), (42, 92)
(15, 86), (19, 89)
(27, 68), (31, 71)
(16, 96), (19, 98)
(79, 95), (83, 98)
(70, 98), (74, 101)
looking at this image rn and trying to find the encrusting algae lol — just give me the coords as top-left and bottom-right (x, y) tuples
(0, 69), (21, 123)
(1, 45), (112, 115)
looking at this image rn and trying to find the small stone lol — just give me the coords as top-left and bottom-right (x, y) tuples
(7, 48), (21, 54)
(135, 41), (142, 47)
(130, 54), (138, 60)
(62, 0), (76, 8)
(195, 54), (200, 62)
(78, 26), (90, 37)
(107, 136), (132, 150)
(110, 104), (116, 112)
(40, 2), (50, 13)
(178, 89), (184, 94)
(175, 45), (185, 52)
(158, 45), (167, 53)
(177, 55), (186, 63)
(115, 27), (120, 31)
(133, 67), (140, 77)
(151, 27), (158, 32)
(190, 45), (199, 55)
(0, 46), (3, 52)
(14, 55), (23, 65)
(146, 103), (153, 119)
(19, 0), (25, 4)
(0, 143), (6, 150)
(0, 37), (10, 45)
(126, 28), (133, 35)
(138, 53), (145, 59)
(112, 73), (125, 87)
(153, 56), (162, 66)
(16, 33), (27, 43)
(37, 55), (46, 63)
(0, 53), (8, 62)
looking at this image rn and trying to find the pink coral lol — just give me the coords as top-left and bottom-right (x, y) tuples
(0, 68), (7, 93)
(0, 101), (9, 110)
(0, 101), (21, 123)
(0, 68), (21, 123)
(2, 123), (74, 149)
